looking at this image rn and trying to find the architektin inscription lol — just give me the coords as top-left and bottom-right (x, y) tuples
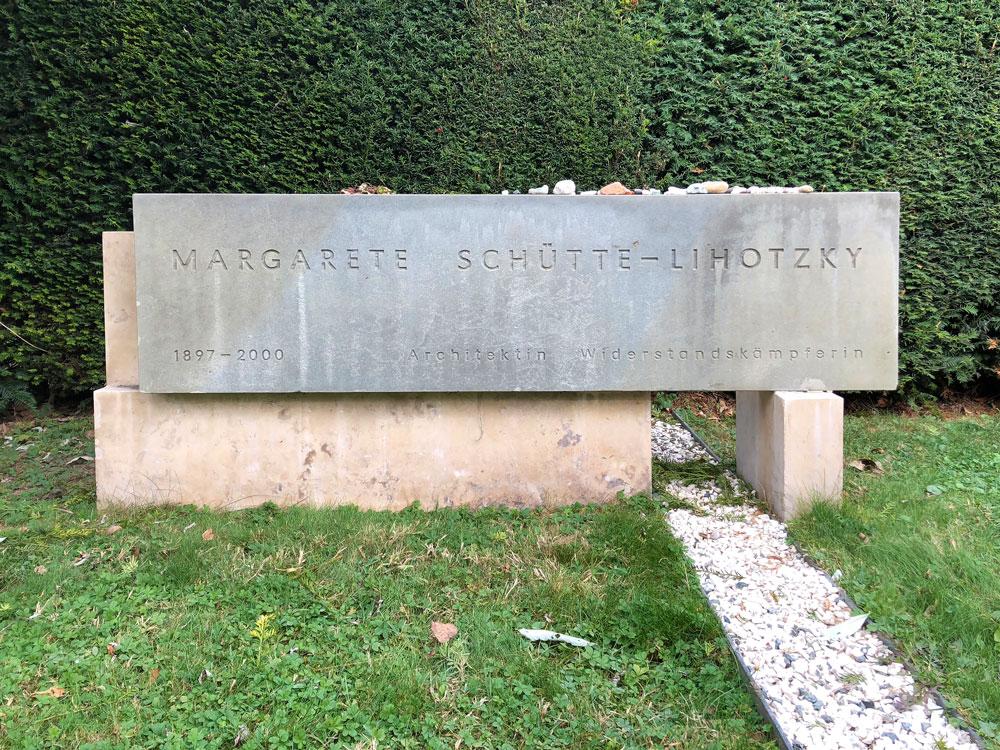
(133, 193), (899, 393)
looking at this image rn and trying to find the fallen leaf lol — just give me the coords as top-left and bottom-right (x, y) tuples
(824, 614), (868, 639)
(925, 569), (932, 579)
(105, 525), (123, 535)
(85, 429), (95, 438)
(149, 667), (160, 683)
(430, 621), (458, 644)
(65, 455), (94, 465)
(107, 643), (117, 657)
(33, 565), (47, 575)
(202, 528), (215, 541)
(33, 686), (66, 699)
(926, 485), (943, 496)
(848, 458), (883, 474)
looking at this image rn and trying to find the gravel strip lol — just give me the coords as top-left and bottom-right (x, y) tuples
(652, 419), (978, 750)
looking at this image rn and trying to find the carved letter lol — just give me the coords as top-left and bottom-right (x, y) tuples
(740, 248), (761, 268)
(172, 249), (196, 270)
(540, 245), (556, 270)
(711, 248), (729, 270)
(208, 249), (228, 270)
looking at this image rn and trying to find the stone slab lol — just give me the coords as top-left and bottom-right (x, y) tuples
(735, 390), (843, 520)
(102, 232), (139, 387)
(133, 193), (899, 393)
(93, 387), (651, 510)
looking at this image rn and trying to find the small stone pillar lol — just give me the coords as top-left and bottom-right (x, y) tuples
(735, 391), (843, 521)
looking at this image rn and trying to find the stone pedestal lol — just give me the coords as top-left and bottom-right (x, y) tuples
(94, 387), (651, 510)
(94, 232), (651, 510)
(735, 391), (843, 520)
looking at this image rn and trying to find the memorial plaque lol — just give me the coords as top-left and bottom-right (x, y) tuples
(133, 193), (899, 393)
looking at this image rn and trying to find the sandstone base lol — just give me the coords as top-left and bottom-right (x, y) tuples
(94, 387), (651, 510)
(735, 391), (843, 520)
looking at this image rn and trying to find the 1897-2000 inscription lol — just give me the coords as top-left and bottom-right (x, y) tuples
(133, 193), (899, 393)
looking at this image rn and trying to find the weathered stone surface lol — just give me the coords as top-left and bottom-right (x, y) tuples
(103, 232), (139, 387)
(735, 390), (844, 520)
(94, 386), (652, 510)
(133, 193), (899, 393)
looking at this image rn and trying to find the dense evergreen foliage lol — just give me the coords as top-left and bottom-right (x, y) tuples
(2, 0), (998, 396)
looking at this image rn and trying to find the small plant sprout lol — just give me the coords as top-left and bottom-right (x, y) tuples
(249, 613), (279, 665)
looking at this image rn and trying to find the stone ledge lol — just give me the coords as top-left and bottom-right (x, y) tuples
(94, 387), (651, 510)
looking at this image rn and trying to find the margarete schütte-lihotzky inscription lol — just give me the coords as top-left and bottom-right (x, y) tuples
(133, 193), (899, 393)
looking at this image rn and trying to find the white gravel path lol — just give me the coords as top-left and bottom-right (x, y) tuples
(653, 419), (979, 750)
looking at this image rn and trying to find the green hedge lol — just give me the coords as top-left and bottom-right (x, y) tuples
(2, 0), (998, 396)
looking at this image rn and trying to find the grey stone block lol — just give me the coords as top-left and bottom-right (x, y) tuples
(133, 193), (899, 393)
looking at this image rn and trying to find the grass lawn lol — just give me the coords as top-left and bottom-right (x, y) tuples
(679, 397), (1000, 748)
(0, 411), (775, 749)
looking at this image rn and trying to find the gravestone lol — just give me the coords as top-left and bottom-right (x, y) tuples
(95, 193), (899, 516)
